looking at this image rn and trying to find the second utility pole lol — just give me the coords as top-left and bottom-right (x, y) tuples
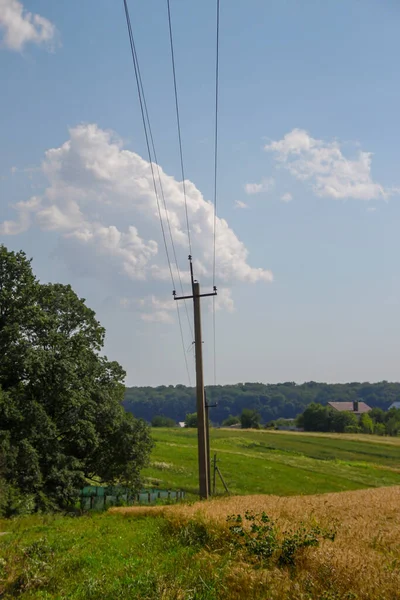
(174, 255), (217, 499)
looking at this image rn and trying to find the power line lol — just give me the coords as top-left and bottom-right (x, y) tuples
(129, 34), (194, 340)
(212, 0), (220, 386)
(212, 0), (220, 288)
(122, 0), (192, 385)
(123, 0), (174, 288)
(166, 0), (192, 256)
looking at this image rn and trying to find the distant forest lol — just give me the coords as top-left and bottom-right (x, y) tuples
(123, 381), (400, 425)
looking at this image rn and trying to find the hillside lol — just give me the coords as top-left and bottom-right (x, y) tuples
(143, 428), (400, 496)
(124, 381), (400, 423)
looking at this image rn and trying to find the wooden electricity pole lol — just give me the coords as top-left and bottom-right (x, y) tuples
(174, 256), (217, 499)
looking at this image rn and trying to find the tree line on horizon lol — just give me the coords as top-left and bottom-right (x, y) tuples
(124, 381), (400, 425)
(298, 403), (400, 436)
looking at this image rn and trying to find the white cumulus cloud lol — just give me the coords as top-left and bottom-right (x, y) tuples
(281, 192), (293, 203)
(235, 200), (248, 209)
(213, 287), (235, 313)
(265, 129), (395, 201)
(0, 0), (57, 51)
(1, 124), (272, 317)
(141, 311), (174, 324)
(0, 196), (40, 234)
(244, 178), (274, 195)
(120, 294), (176, 324)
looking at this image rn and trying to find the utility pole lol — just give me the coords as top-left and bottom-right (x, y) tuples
(205, 391), (217, 494)
(174, 256), (217, 499)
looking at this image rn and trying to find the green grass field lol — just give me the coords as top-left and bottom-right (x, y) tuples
(0, 512), (226, 599)
(2, 430), (400, 599)
(143, 428), (400, 496)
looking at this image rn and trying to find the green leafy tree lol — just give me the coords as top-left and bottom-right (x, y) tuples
(0, 246), (153, 510)
(184, 412), (198, 428)
(301, 403), (332, 432)
(240, 408), (261, 429)
(331, 411), (359, 433)
(386, 415), (400, 437)
(151, 415), (176, 427)
(374, 422), (386, 436)
(124, 381), (400, 424)
(360, 413), (374, 434)
(369, 407), (385, 424)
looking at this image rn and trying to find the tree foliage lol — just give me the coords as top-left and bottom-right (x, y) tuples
(151, 415), (176, 427)
(124, 381), (400, 425)
(185, 413), (198, 428)
(0, 246), (152, 511)
(298, 401), (400, 436)
(240, 409), (261, 429)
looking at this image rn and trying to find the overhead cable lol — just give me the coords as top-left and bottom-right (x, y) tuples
(122, 0), (192, 385)
(166, 0), (192, 257)
(212, 0), (220, 386)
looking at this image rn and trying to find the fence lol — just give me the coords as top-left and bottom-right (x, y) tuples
(80, 486), (185, 510)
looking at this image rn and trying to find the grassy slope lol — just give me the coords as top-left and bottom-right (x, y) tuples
(0, 513), (223, 599)
(2, 486), (400, 599)
(143, 428), (400, 495)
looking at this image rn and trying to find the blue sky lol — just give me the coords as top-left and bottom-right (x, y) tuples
(1, 0), (400, 386)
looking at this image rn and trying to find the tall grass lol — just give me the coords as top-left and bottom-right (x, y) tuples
(113, 486), (400, 599)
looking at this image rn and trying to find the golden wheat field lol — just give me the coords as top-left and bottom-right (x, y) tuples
(112, 486), (400, 599)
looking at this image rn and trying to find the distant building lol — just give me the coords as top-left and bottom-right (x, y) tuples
(178, 422), (186, 428)
(327, 400), (371, 415)
(388, 402), (400, 411)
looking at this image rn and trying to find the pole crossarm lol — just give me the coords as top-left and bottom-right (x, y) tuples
(174, 291), (217, 301)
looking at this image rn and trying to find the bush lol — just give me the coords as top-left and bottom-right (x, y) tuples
(227, 511), (278, 560)
(240, 409), (261, 429)
(0, 479), (36, 517)
(331, 411), (359, 433)
(184, 413), (198, 428)
(374, 422), (386, 436)
(227, 511), (336, 568)
(360, 413), (374, 434)
(343, 425), (361, 434)
(386, 416), (400, 436)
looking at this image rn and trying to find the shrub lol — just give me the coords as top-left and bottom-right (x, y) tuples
(151, 415), (176, 428)
(240, 409), (261, 429)
(227, 511), (336, 568)
(360, 413), (374, 434)
(184, 413), (198, 428)
(343, 425), (361, 434)
(0, 480), (36, 517)
(374, 422), (386, 436)
(227, 511), (278, 560)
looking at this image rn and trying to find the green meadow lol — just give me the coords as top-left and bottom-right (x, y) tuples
(143, 428), (400, 496)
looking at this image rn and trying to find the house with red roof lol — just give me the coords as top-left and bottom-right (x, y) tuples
(327, 400), (371, 415)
